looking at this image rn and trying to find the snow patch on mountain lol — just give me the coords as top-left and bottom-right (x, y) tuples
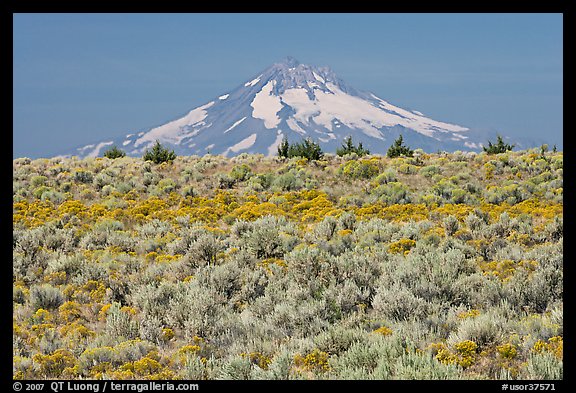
(281, 88), (321, 126)
(251, 80), (283, 129)
(224, 133), (257, 155)
(286, 118), (306, 135)
(86, 141), (114, 158)
(313, 71), (325, 84)
(370, 94), (468, 136)
(135, 101), (215, 147)
(280, 83), (386, 139)
(245, 75), (262, 87)
(78, 144), (95, 152)
(224, 117), (247, 133)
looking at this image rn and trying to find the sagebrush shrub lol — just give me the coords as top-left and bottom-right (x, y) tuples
(30, 284), (64, 311)
(244, 216), (290, 259)
(186, 233), (224, 267)
(372, 284), (430, 322)
(525, 352), (562, 380)
(105, 303), (139, 340)
(447, 311), (506, 349)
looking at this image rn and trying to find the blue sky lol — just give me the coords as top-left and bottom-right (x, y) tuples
(13, 13), (563, 158)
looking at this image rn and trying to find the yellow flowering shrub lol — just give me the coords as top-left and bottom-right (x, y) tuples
(339, 158), (381, 179)
(378, 203), (428, 222)
(453, 340), (478, 368)
(58, 301), (83, 323)
(337, 229), (353, 237)
(59, 321), (95, 340)
(479, 259), (538, 281)
(484, 163), (495, 180)
(13, 322), (30, 340)
(292, 194), (340, 223)
(434, 344), (458, 365)
(433, 340), (478, 369)
(33, 349), (77, 377)
(129, 197), (169, 218)
(240, 351), (272, 370)
(373, 326), (393, 336)
(43, 271), (67, 285)
(98, 303), (112, 321)
(497, 343), (518, 359)
(173, 338), (205, 365)
(120, 306), (137, 315)
(457, 309), (480, 320)
(74, 280), (107, 303)
(433, 204), (474, 221)
(506, 231), (532, 246)
(293, 349), (330, 373)
(532, 336), (563, 360)
(106, 369), (136, 380)
(61, 365), (81, 379)
(230, 201), (286, 221)
(388, 238), (417, 254)
(132, 357), (162, 376)
(32, 308), (53, 324)
(161, 328), (175, 342)
(31, 323), (55, 340)
(257, 258), (288, 274)
(178, 344), (201, 356)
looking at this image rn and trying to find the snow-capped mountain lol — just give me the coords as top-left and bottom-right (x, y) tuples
(66, 56), (528, 158)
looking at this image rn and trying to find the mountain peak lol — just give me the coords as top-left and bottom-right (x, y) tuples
(260, 58), (343, 95)
(278, 56), (300, 67)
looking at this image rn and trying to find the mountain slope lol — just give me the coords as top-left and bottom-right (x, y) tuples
(65, 56), (528, 158)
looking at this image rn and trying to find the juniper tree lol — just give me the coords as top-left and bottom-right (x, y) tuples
(387, 135), (413, 158)
(143, 140), (176, 164)
(336, 136), (370, 157)
(103, 145), (126, 159)
(277, 137), (290, 158)
(277, 137), (324, 160)
(483, 135), (514, 154)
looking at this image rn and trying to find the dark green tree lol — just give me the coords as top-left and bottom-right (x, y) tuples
(277, 137), (324, 160)
(143, 140), (176, 164)
(387, 134), (413, 158)
(277, 136), (290, 158)
(288, 137), (324, 160)
(336, 136), (370, 157)
(102, 145), (126, 159)
(483, 135), (515, 154)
